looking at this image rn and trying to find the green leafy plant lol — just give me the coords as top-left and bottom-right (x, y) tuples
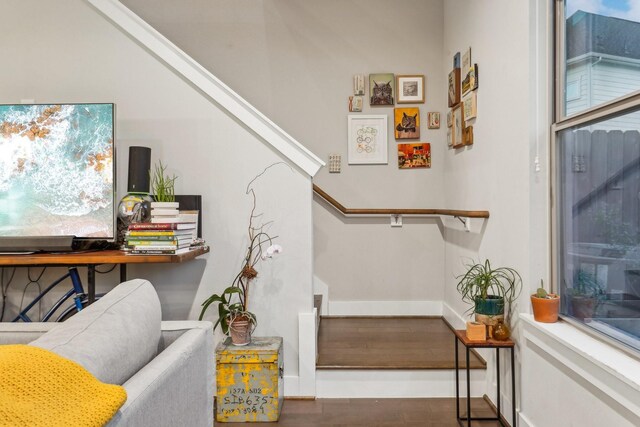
(456, 259), (522, 321)
(571, 270), (605, 298)
(533, 280), (558, 299)
(150, 161), (177, 202)
(198, 164), (284, 333)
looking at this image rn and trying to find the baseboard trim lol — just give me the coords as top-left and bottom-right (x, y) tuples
(328, 300), (443, 316)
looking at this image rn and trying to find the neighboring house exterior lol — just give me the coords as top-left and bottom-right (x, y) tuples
(566, 10), (640, 130)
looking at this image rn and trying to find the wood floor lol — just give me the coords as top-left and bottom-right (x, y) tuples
(317, 317), (486, 370)
(225, 397), (504, 426)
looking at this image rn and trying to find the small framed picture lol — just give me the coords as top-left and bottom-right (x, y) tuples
(463, 125), (474, 146)
(369, 73), (395, 105)
(347, 115), (388, 164)
(448, 69), (460, 107)
(396, 75), (425, 104)
(447, 110), (453, 128)
(427, 112), (440, 129)
(462, 47), (471, 71)
(452, 104), (464, 148)
(447, 127), (453, 148)
(462, 64), (479, 96)
(462, 92), (477, 122)
(354, 74), (365, 96)
(349, 96), (363, 112)
(453, 52), (461, 69)
(398, 143), (431, 169)
(394, 107), (420, 139)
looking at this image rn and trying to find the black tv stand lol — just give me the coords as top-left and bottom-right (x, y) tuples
(0, 236), (77, 252)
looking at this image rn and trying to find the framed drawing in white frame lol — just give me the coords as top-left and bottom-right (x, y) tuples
(347, 115), (388, 164)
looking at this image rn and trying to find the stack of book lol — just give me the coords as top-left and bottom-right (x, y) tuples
(125, 222), (197, 255)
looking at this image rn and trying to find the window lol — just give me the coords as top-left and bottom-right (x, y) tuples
(555, 0), (640, 353)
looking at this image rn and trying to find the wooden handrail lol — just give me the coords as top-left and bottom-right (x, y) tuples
(313, 184), (490, 218)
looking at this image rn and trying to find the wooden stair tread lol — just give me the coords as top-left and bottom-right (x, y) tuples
(316, 317), (486, 370)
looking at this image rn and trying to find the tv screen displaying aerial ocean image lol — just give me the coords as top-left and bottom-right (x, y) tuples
(0, 104), (114, 238)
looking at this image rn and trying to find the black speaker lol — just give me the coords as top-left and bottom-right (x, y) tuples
(128, 146), (151, 193)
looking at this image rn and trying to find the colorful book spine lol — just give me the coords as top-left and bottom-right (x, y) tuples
(128, 248), (190, 255)
(128, 223), (195, 230)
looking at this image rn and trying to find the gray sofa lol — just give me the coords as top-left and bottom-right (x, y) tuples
(0, 279), (214, 427)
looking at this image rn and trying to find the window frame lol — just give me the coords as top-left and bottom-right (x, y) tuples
(552, 0), (640, 358)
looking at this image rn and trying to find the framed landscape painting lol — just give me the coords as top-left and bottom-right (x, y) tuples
(347, 115), (388, 164)
(396, 75), (425, 104)
(398, 143), (431, 169)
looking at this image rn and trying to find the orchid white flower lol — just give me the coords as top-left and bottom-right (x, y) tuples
(261, 244), (283, 260)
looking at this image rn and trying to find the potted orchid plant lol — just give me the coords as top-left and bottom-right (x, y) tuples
(198, 167), (283, 346)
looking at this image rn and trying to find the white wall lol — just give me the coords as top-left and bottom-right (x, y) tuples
(0, 0), (314, 394)
(442, 0), (545, 420)
(122, 0), (448, 309)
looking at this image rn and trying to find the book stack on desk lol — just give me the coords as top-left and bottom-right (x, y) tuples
(125, 222), (197, 255)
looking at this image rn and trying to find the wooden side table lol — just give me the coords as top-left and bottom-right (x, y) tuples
(453, 329), (516, 427)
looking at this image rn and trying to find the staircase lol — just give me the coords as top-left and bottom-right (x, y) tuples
(314, 315), (487, 398)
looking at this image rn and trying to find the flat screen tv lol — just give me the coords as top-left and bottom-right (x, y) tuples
(0, 103), (115, 249)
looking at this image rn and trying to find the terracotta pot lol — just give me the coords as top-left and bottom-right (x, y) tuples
(569, 295), (596, 320)
(228, 316), (254, 346)
(530, 294), (560, 323)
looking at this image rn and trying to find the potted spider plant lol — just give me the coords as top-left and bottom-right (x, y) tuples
(569, 270), (604, 320)
(456, 259), (522, 329)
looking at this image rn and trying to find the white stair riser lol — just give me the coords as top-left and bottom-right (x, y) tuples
(316, 369), (486, 398)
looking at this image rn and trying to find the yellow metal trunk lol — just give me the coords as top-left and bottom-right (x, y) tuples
(215, 336), (284, 423)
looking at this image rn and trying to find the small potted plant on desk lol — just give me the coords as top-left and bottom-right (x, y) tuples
(456, 259), (522, 340)
(198, 173), (282, 346)
(530, 280), (560, 323)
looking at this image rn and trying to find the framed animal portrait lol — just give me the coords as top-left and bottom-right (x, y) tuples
(396, 75), (425, 104)
(394, 107), (420, 139)
(448, 69), (461, 107)
(369, 73), (395, 106)
(347, 115), (388, 164)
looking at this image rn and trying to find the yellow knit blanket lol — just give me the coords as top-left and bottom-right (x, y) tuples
(0, 345), (127, 427)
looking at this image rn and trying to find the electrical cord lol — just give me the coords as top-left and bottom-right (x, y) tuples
(17, 267), (47, 321)
(95, 264), (117, 274)
(0, 267), (17, 322)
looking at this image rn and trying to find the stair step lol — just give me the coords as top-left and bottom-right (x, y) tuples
(316, 316), (486, 370)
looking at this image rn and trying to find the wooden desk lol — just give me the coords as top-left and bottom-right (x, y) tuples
(0, 247), (210, 302)
(453, 329), (516, 427)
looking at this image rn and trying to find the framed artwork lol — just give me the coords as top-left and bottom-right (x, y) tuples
(396, 75), (425, 104)
(462, 91), (477, 122)
(463, 126), (474, 146)
(447, 110), (453, 128)
(354, 74), (365, 96)
(427, 112), (440, 129)
(462, 64), (479, 96)
(448, 69), (461, 107)
(369, 73), (395, 105)
(349, 96), (363, 112)
(452, 104), (464, 148)
(453, 52), (461, 69)
(461, 47), (471, 72)
(398, 143), (431, 169)
(347, 115), (388, 164)
(394, 107), (420, 139)
(447, 127), (453, 147)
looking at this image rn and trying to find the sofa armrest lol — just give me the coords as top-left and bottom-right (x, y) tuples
(0, 322), (59, 345)
(107, 321), (214, 427)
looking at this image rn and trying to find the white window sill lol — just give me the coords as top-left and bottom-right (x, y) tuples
(520, 313), (640, 417)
